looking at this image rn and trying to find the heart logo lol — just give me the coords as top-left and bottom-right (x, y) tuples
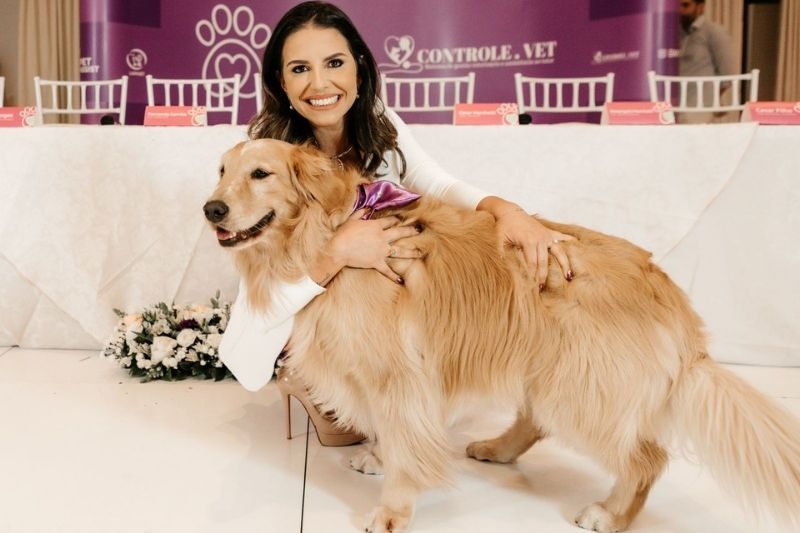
(384, 35), (415, 66)
(213, 53), (250, 96)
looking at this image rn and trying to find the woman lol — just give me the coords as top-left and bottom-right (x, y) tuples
(219, 1), (573, 444)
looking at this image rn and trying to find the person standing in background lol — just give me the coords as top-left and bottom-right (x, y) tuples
(678, 0), (738, 123)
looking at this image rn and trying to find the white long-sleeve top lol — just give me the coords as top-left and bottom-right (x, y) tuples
(220, 108), (490, 391)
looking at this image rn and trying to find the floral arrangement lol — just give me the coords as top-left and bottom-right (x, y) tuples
(102, 292), (233, 382)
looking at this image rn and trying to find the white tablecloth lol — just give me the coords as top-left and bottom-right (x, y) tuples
(1, 123), (798, 366)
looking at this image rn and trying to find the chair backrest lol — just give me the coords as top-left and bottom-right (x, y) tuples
(253, 72), (264, 114)
(145, 74), (241, 125)
(381, 72), (475, 112)
(647, 69), (759, 113)
(0, 76), (5, 106)
(514, 73), (615, 115)
(34, 76), (129, 124)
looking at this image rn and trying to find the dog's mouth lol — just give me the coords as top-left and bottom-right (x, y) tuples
(215, 210), (275, 247)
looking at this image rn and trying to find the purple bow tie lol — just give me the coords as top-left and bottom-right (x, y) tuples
(352, 180), (421, 220)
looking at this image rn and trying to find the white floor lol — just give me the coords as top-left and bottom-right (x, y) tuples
(0, 347), (797, 533)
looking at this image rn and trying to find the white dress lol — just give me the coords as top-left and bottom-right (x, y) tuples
(219, 108), (490, 391)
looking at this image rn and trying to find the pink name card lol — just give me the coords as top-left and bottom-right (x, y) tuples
(741, 102), (800, 125)
(0, 107), (39, 127)
(601, 102), (675, 125)
(144, 106), (207, 126)
(453, 103), (519, 125)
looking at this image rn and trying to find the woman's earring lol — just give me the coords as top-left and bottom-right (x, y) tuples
(289, 103), (293, 110)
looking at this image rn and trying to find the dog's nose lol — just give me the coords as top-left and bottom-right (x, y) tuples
(203, 200), (229, 223)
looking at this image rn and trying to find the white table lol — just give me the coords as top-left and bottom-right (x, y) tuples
(1, 123), (798, 366)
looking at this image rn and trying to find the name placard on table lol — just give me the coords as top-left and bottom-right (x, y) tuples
(453, 103), (519, 125)
(601, 102), (675, 125)
(143, 106), (208, 126)
(741, 102), (800, 125)
(0, 107), (39, 127)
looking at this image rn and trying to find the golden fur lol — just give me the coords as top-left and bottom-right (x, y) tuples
(207, 139), (800, 533)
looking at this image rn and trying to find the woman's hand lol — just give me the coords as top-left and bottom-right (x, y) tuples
(483, 199), (574, 289)
(310, 209), (421, 286)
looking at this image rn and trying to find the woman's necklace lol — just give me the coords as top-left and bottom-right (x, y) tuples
(331, 145), (352, 171)
(312, 138), (352, 171)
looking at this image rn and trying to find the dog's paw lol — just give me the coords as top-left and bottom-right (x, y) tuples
(574, 503), (624, 533)
(364, 505), (411, 533)
(349, 448), (384, 475)
(466, 438), (516, 463)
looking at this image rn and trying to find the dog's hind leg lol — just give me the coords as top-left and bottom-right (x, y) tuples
(574, 439), (668, 533)
(466, 407), (545, 464)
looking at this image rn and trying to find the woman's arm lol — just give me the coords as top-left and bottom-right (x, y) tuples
(220, 209), (420, 391)
(219, 277), (326, 391)
(385, 108), (573, 286)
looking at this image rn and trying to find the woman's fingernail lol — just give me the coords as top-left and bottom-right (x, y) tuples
(566, 270), (573, 281)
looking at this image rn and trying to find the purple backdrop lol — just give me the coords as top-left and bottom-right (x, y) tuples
(80, 0), (680, 125)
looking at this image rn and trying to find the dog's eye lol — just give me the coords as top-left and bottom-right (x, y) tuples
(251, 168), (272, 180)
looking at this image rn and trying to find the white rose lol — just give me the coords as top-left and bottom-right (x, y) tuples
(163, 357), (178, 369)
(150, 336), (178, 363)
(185, 350), (199, 362)
(176, 329), (197, 347)
(206, 333), (223, 349)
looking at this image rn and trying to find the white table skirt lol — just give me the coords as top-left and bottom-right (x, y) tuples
(1, 123), (797, 366)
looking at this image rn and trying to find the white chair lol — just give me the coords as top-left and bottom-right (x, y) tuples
(647, 69), (759, 114)
(0, 76), (5, 106)
(146, 74), (241, 125)
(34, 76), (129, 124)
(381, 72), (475, 113)
(514, 73), (615, 115)
(253, 73), (264, 113)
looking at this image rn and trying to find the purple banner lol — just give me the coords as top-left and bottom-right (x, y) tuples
(80, 0), (679, 125)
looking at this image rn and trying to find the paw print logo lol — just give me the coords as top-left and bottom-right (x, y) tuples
(496, 103), (519, 125)
(195, 4), (271, 102)
(21, 106), (39, 126)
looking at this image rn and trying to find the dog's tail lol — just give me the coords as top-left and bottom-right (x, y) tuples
(670, 356), (800, 526)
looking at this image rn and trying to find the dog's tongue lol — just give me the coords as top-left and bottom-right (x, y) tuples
(216, 228), (235, 240)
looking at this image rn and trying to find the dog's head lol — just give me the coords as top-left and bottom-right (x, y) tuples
(203, 139), (352, 251)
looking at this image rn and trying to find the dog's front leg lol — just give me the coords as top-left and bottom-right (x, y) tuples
(363, 374), (451, 533)
(365, 474), (418, 533)
(350, 440), (383, 475)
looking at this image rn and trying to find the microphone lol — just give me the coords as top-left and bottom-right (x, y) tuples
(518, 113), (532, 125)
(100, 114), (117, 125)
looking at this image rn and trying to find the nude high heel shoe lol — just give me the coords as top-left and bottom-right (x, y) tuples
(276, 365), (366, 447)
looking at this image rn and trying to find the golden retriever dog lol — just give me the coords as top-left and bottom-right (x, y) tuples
(204, 139), (800, 533)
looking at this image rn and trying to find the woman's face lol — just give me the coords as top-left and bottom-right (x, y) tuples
(281, 25), (359, 132)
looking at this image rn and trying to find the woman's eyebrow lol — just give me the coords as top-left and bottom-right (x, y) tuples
(286, 52), (347, 66)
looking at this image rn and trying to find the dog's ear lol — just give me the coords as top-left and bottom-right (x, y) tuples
(289, 143), (344, 212)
